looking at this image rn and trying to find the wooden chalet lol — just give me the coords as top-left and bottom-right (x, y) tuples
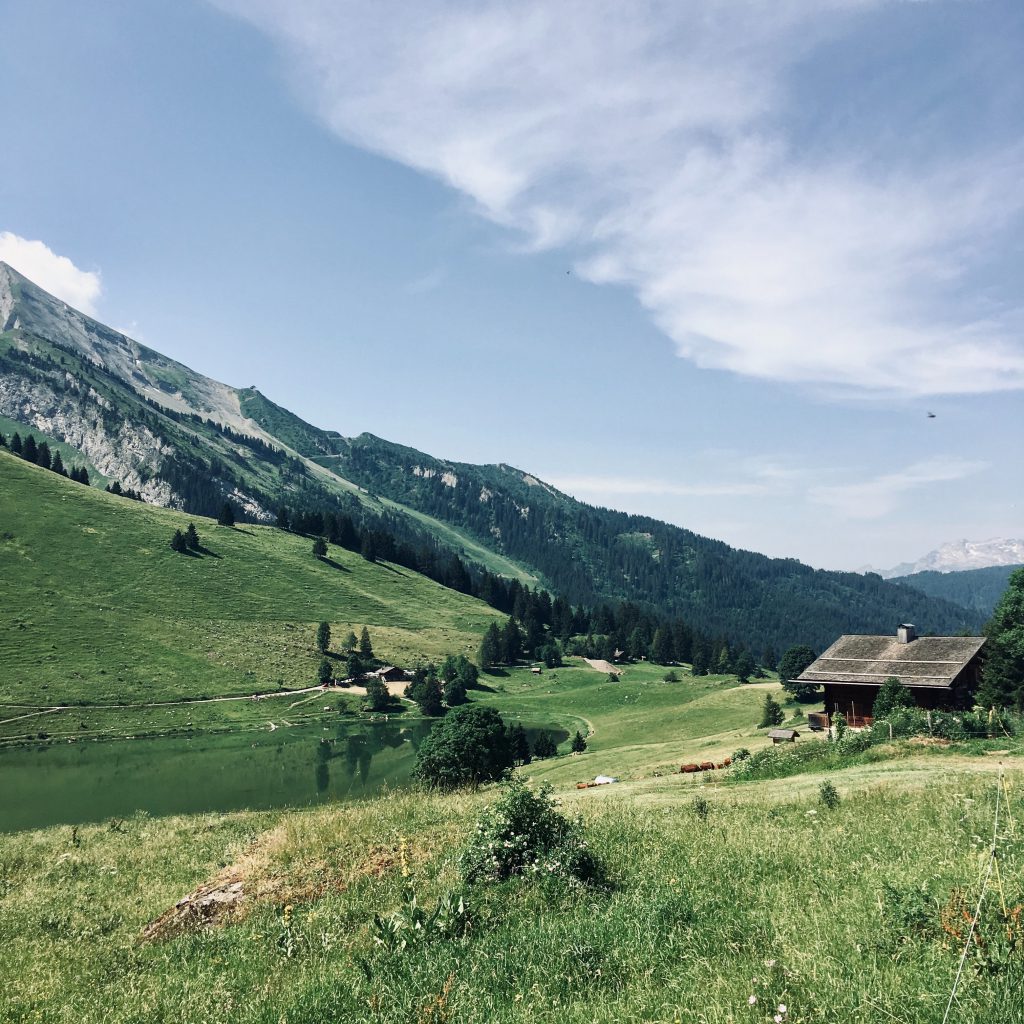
(371, 666), (407, 684)
(798, 624), (985, 727)
(767, 728), (799, 744)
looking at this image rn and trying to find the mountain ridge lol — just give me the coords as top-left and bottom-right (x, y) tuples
(876, 537), (1024, 578)
(0, 261), (985, 651)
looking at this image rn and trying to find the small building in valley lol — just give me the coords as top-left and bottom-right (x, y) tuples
(371, 666), (408, 684)
(767, 728), (800, 744)
(797, 625), (985, 727)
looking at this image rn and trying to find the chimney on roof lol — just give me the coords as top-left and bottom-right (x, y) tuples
(897, 623), (917, 644)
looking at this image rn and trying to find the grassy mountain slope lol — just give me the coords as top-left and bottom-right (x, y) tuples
(895, 563), (1022, 617)
(0, 261), (979, 652)
(0, 450), (501, 706)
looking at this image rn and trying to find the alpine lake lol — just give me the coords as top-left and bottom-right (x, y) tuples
(0, 718), (566, 833)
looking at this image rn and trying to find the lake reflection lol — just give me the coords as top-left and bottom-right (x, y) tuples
(0, 719), (566, 832)
(0, 718), (434, 833)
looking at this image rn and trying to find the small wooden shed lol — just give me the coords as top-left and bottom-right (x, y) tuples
(767, 728), (800, 744)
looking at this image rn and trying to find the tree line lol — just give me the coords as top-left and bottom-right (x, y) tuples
(1, 429), (91, 484)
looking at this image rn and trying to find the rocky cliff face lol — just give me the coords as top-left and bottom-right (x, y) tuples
(0, 371), (177, 504)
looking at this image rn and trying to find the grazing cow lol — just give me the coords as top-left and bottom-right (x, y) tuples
(681, 763), (700, 774)
(700, 761), (715, 771)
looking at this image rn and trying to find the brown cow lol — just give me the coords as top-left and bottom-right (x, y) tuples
(700, 761), (715, 771)
(681, 763), (700, 774)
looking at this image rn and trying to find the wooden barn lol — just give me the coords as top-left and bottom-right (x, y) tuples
(797, 624), (985, 728)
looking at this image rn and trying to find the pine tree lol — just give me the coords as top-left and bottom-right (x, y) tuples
(316, 621), (332, 654)
(0, 432), (6, 448)
(977, 568), (1024, 710)
(360, 534), (376, 562)
(571, 730), (587, 753)
(22, 435), (37, 463)
(343, 631), (358, 653)
(312, 536), (328, 559)
(759, 694), (785, 728)
(35, 441), (52, 470)
(532, 732), (558, 759)
(651, 628), (675, 665)
(479, 621), (501, 670)
(184, 523), (201, 550)
(317, 658), (333, 685)
(9, 433), (22, 456)
(217, 501), (236, 527)
(501, 618), (522, 665)
(359, 626), (373, 659)
(50, 450), (66, 476)
(509, 723), (532, 765)
(170, 529), (187, 553)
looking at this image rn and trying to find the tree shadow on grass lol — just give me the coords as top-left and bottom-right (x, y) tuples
(320, 557), (350, 574)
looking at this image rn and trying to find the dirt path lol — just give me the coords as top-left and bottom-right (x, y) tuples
(582, 658), (622, 675)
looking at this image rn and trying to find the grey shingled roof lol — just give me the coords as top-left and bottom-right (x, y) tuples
(798, 635), (985, 689)
(767, 729), (799, 739)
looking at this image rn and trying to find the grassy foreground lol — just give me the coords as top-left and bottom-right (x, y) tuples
(1, 762), (1021, 1023)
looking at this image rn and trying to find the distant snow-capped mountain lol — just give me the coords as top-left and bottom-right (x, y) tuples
(880, 539), (1024, 578)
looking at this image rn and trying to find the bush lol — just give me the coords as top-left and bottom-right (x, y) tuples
(663, 670), (680, 683)
(460, 780), (604, 886)
(819, 780), (841, 809)
(412, 706), (513, 790)
(693, 795), (711, 821)
(731, 747), (751, 762)
(873, 677), (914, 720)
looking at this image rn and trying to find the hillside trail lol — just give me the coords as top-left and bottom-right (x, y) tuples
(0, 681), (411, 725)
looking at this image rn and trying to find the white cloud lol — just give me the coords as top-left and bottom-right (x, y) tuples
(213, 0), (1024, 395)
(0, 232), (102, 316)
(550, 475), (770, 500)
(809, 457), (988, 520)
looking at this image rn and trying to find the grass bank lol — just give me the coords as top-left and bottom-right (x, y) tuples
(1, 763), (1021, 1023)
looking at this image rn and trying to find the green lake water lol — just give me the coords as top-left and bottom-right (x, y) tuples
(0, 720), (566, 832)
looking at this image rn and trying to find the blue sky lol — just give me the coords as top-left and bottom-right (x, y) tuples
(2, 0), (1021, 570)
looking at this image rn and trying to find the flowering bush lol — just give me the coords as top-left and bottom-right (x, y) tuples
(460, 779), (604, 886)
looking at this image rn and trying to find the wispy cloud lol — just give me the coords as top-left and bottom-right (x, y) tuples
(406, 267), (447, 295)
(550, 475), (770, 500)
(0, 232), (102, 316)
(214, 0), (1024, 396)
(809, 457), (988, 520)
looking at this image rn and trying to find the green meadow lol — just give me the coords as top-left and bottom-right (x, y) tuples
(0, 450), (502, 710)
(4, 446), (1024, 1022)
(1, 763), (1021, 1024)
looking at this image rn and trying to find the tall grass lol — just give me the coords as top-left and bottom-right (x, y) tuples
(1, 772), (1021, 1023)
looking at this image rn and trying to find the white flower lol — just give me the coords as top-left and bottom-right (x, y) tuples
(748, 996), (757, 1006)
(774, 1016), (783, 1023)
(778, 1005), (787, 1013)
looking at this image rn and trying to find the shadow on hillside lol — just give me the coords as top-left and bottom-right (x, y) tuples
(320, 557), (350, 573)
(196, 546), (221, 559)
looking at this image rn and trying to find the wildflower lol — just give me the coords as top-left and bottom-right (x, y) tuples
(778, 1005), (786, 1013)
(748, 996), (757, 1006)
(774, 1016), (783, 1023)
(765, 959), (776, 968)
